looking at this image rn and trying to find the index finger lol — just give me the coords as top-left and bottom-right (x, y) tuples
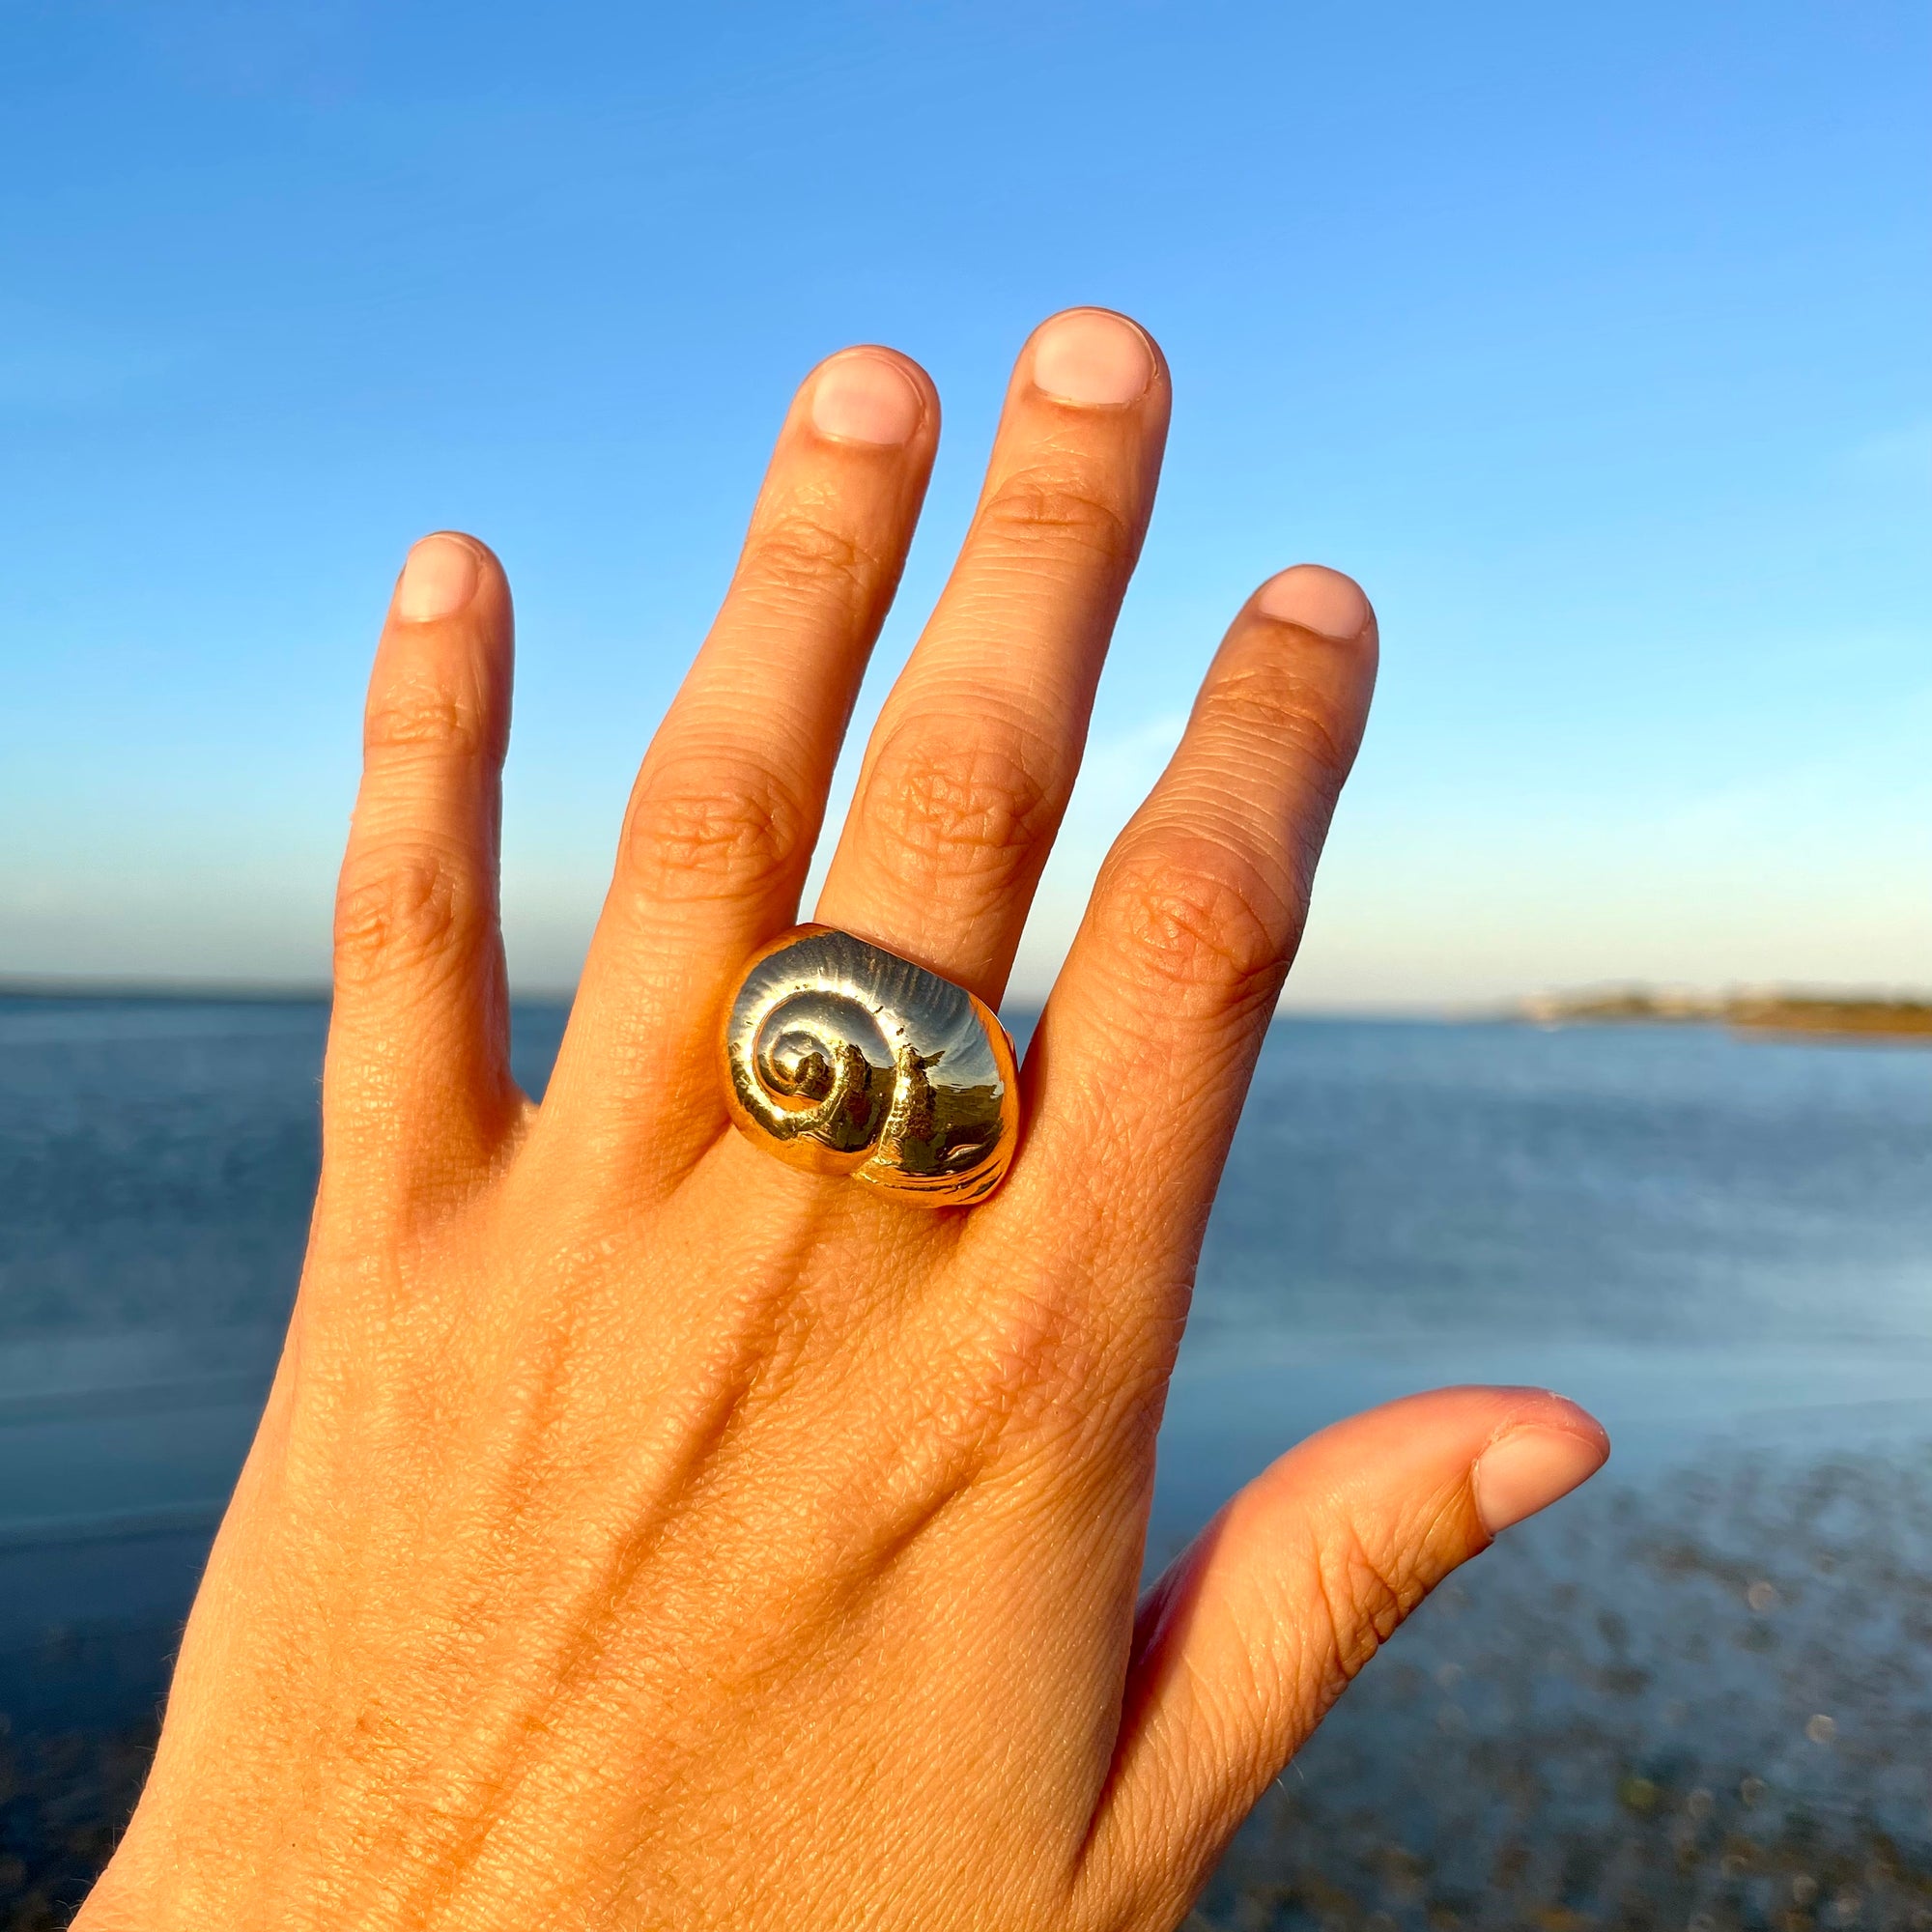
(1006, 564), (1378, 1324)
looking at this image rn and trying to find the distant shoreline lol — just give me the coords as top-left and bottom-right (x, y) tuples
(1518, 986), (1932, 1043)
(0, 979), (333, 1005)
(0, 979), (570, 1008)
(7, 979), (1932, 1043)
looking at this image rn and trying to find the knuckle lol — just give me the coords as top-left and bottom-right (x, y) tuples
(746, 505), (885, 607)
(333, 842), (476, 986)
(364, 678), (494, 763)
(976, 464), (1137, 566)
(1098, 836), (1295, 1014)
(919, 1277), (1107, 1468)
(1198, 659), (1357, 792)
(862, 716), (1061, 902)
(1309, 1519), (1422, 1690)
(620, 758), (808, 905)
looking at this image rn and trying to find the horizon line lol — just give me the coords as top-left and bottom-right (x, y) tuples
(5, 974), (1928, 1016)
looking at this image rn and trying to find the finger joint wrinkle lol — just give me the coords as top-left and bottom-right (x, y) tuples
(334, 843), (479, 985)
(620, 762), (808, 904)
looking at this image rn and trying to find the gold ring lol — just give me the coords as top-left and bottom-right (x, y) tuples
(721, 924), (1019, 1207)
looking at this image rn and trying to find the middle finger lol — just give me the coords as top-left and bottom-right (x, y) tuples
(813, 308), (1170, 1003)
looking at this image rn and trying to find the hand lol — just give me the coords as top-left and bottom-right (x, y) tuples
(78, 309), (1606, 1932)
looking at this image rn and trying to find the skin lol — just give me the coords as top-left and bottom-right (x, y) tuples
(76, 310), (1606, 1932)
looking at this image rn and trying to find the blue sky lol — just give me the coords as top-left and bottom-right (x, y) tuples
(3, 0), (1927, 1006)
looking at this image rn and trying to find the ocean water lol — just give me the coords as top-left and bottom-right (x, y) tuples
(4, 995), (1932, 1917)
(5, 997), (1932, 1661)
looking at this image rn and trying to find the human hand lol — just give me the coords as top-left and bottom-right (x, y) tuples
(78, 309), (1606, 1932)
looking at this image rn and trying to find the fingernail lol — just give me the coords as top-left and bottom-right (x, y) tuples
(1031, 309), (1154, 407)
(810, 352), (923, 445)
(395, 534), (480, 622)
(1256, 564), (1371, 641)
(1472, 1425), (1608, 1535)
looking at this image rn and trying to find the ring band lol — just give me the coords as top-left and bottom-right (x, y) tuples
(720, 924), (1019, 1207)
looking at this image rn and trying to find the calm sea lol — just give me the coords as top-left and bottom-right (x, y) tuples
(5, 995), (1932, 1785)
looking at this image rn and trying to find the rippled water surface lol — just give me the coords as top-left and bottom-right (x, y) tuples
(5, 997), (1932, 1919)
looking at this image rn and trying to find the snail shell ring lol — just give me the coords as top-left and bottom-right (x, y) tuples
(721, 925), (1019, 1207)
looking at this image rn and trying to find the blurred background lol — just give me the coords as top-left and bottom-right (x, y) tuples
(2, 4), (1929, 1927)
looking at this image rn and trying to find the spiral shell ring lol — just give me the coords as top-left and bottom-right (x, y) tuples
(721, 925), (1019, 1207)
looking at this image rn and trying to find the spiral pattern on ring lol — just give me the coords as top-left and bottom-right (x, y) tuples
(721, 926), (1017, 1203)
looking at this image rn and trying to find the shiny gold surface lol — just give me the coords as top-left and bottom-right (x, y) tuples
(721, 925), (1019, 1206)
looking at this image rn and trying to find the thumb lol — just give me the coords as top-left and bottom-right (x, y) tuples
(1079, 1385), (1607, 1927)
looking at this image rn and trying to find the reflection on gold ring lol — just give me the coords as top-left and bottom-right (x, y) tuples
(720, 925), (1019, 1207)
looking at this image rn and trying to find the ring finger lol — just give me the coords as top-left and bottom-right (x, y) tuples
(812, 307), (1171, 1004)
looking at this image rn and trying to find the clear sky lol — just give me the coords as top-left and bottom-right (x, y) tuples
(3, 0), (1927, 1008)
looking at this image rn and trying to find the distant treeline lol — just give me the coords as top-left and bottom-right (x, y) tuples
(1519, 986), (1932, 1040)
